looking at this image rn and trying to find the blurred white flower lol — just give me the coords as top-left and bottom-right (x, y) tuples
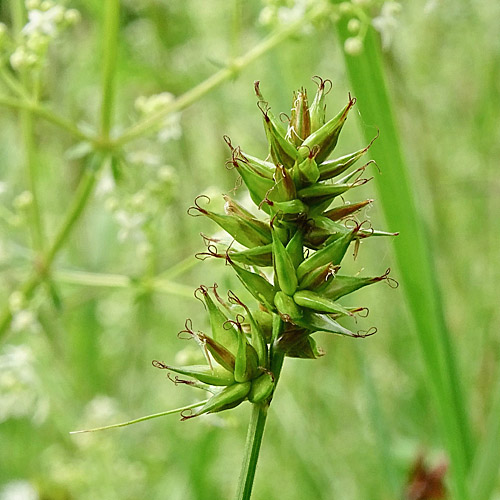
(157, 114), (182, 143)
(136, 240), (152, 260)
(96, 169), (116, 197)
(25, 0), (41, 9)
(157, 165), (176, 183)
(277, 2), (306, 25)
(23, 6), (65, 37)
(258, 6), (276, 25)
(135, 92), (182, 143)
(372, 1), (402, 49)
(9, 291), (25, 313)
(259, 0), (317, 33)
(11, 310), (38, 333)
(64, 9), (81, 25)
(114, 210), (146, 242)
(126, 150), (162, 167)
(13, 191), (34, 211)
(85, 395), (120, 422)
(0, 345), (48, 424)
(9, 3), (80, 72)
(0, 480), (39, 500)
(10, 47), (31, 70)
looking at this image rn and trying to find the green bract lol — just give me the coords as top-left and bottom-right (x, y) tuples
(156, 79), (397, 419)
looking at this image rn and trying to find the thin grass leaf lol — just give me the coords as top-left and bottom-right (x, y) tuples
(70, 400), (208, 434)
(335, 22), (473, 500)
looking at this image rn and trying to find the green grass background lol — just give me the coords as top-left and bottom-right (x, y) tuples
(1, 1), (499, 499)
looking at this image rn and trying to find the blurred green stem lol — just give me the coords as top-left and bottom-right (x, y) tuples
(53, 269), (195, 298)
(20, 101), (46, 253)
(335, 22), (472, 500)
(100, 0), (120, 139)
(0, 66), (31, 99)
(0, 95), (95, 142)
(44, 167), (99, 265)
(11, 1), (46, 255)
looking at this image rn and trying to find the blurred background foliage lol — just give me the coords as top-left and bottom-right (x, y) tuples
(0, 0), (499, 499)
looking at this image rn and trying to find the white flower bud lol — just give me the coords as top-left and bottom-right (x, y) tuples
(339, 2), (353, 14)
(11, 310), (37, 332)
(9, 291), (25, 313)
(10, 48), (28, 70)
(40, 1), (54, 11)
(104, 196), (119, 213)
(136, 241), (152, 260)
(344, 37), (363, 56)
(25, 0), (41, 10)
(258, 6), (276, 26)
(27, 32), (49, 53)
(134, 95), (147, 112)
(157, 165), (176, 183)
(13, 190), (34, 210)
(347, 18), (361, 33)
(0, 23), (7, 39)
(48, 5), (65, 24)
(131, 190), (148, 210)
(64, 9), (81, 25)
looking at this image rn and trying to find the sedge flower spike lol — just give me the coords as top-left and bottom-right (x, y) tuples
(156, 77), (398, 420)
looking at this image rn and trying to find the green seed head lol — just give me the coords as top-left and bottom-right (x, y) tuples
(158, 79), (397, 418)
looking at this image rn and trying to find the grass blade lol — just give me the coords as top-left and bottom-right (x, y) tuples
(70, 400), (208, 434)
(335, 23), (473, 500)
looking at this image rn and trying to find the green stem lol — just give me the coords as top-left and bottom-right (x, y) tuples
(236, 403), (269, 500)
(44, 167), (99, 264)
(100, 0), (120, 139)
(0, 66), (31, 99)
(236, 310), (285, 500)
(20, 99), (46, 253)
(10, 1), (46, 254)
(54, 269), (132, 288)
(53, 269), (195, 298)
(114, 3), (330, 146)
(0, 95), (95, 142)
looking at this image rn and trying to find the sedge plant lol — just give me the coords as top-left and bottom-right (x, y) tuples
(73, 77), (398, 499)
